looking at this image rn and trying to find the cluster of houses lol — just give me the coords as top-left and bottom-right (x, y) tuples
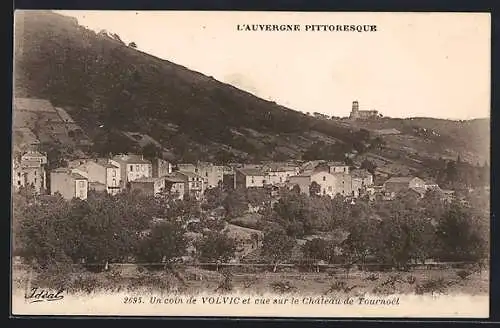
(12, 150), (453, 203)
(12, 151), (220, 201)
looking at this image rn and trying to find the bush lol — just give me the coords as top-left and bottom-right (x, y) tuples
(215, 270), (233, 293)
(415, 278), (448, 295)
(242, 276), (258, 289)
(271, 281), (297, 294)
(365, 273), (379, 281)
(406, 275), (416, 285)
(324, 280), (357, 294)
(457, 270), (473, 280)
(69, 274), (100, 294)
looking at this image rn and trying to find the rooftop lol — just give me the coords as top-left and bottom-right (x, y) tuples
(164, 176), (185, 183)
(236, 168), (267, 176)
(265, 164), (299, 172)
(291, 170), (315, 177)
(94, 159), (119, 168)
(327, 161), (347, 167)
(351, 169), (372, 178)
(112, 154), (151, 164)
(21, 150), (46, 157)
(52, 167), (70, 173)
(385, 176), (417, 184)
(410, 186), (427, 195)
(89, 181), (106, 187)
(175, 171), (203, 179)
(70, 158), (119, 169)
(71, 172), (88, 180)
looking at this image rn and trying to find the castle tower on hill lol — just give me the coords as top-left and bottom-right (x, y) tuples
(349, 100), (379, 120)
(350, 100), (360, 119)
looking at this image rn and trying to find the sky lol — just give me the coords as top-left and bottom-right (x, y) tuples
(54, 11), (491, 120)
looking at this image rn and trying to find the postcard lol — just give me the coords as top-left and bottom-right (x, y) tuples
(11, 10), (490, 318)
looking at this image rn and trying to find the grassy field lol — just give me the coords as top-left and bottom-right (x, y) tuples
(12, 264), (489, 297)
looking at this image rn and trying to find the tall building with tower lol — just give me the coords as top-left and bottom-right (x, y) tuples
(349, 100), (379, 120)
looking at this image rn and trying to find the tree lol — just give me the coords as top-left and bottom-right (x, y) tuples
(135, 221), (187, 266)
(330, 194), (351, 229)
(435, 202), (488, 263)
(128, 42), (137, 48)
(262, 227), (296, 272)
(223, 188), (247, 218)
(309, 181), (321, 197)
(66, 196), (137, 270)
(342, 219), (380, 269)
(246, 188), (270, 206)
(291, 184), (301, 194)
(203, 187), (227, 211)
(422, 189), (446, 220)
(360, 159), (377, 175)
(141, 142), (161, 160)
(17, 193), (73, 268)
(302, 238), (337, 271)
(195, 231), (236, 266)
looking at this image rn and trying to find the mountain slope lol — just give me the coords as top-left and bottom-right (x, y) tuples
(13, 10), (489, 169)
(14, 10), (361, 162)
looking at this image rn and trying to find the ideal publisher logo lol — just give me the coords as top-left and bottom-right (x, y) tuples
(24, 287), (65, 303)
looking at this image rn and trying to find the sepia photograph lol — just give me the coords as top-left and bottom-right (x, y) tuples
(11, 10), (490, 317)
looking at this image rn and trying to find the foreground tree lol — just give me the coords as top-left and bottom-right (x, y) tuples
(262, 227), (296, 272)
(435, 202), (488, 263)
(342, 219), (380, 269)
(301, 237), (338, 272)
(195, 231), (236, 267)
(17, 193), (73, 268)
(135, 221), (187, 266)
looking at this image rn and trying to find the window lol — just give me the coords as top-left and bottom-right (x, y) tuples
(141, 166), (145, 172)
(79, 181), (85, 188)
(136, 165), (140, 171)
(130, 165), (133, 171)
(251, 178), (255, 184)
(79, 190), (85, 198)
(112, 178), (116, 186)
(17, 181), (20, 186)
(328, 186), (332, 191)
(17, 172), (21, 177)
(112, 170), (116, 177)
(323, 176), (326, 181)
(205, 172), (208, 177)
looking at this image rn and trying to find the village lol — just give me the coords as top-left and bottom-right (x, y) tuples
(12, 97), (456, 203)
(13, 148), (455, 203)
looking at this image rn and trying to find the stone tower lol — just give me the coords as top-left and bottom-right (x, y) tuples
(350, 100), (359, 119)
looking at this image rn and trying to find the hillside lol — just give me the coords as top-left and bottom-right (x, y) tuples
(337, 117), (490, 165)
(13, 11), (489, 173)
